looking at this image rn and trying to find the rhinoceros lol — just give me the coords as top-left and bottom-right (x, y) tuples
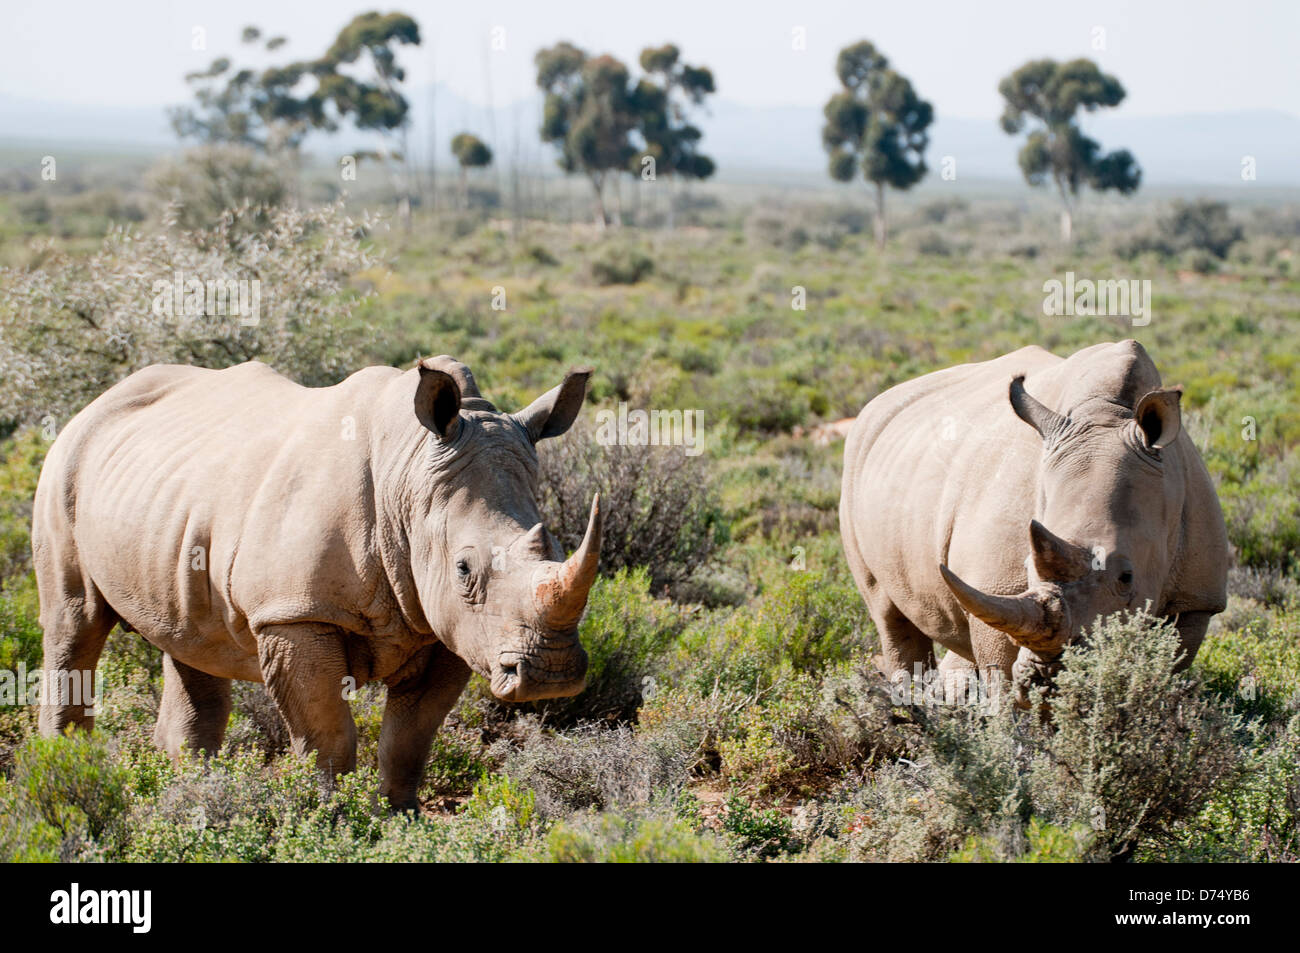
(840, 339), (1228, 698)
(34, 355), (601, 808)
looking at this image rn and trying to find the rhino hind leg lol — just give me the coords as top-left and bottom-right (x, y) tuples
(256, 623), (357, 779)
(378, 643), (472, 811)
(36, 575), (118, 737)
(153, 653), (232, 759)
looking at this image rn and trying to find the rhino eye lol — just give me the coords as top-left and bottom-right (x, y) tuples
(456, 559), (470, 579)
(1119, 569), (1134, 585)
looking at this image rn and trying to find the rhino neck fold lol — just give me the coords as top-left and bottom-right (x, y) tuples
(371, 408), (443, 638)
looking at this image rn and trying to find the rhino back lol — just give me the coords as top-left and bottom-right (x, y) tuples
(41, 361), (413, 676)
(842, 345), (1061, 650)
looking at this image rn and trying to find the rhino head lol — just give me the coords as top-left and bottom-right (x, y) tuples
(404, 355), (600, 702)
(940, 368), (1184, 669)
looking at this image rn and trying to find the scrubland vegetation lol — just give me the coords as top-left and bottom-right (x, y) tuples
(0, 145), (1297, 862)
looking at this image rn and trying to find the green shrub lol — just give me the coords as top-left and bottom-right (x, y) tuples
(501, 722), (693, 820)
(0, 776), (61, 862)
(725, 376), (813, 434)
(1219, 450), (1300, 573)
(460, 773), (538, 837)
(0, 200), (375, 426)
(12, 733), (130, 857)
(422, 732), (490, 798)
(124, 747), (287, 862)
(1158, 199), (1244, 259)
(145, 146), (288, 233)
(92, 630), (162, 737)
(828, 690), (1032, 862)
(1031, 610), (1243, 861)
(1196, 611), (1300, 723)
(540, 811), (727, 862)
(683, 570), (874, 693)
(542, 569), (687, 723)
(524, 243), (559, 267)
(822, 610), (1244, 863)
(719, 793), (798, 860)
(952, 818), (1094, 863)
(1152, 716), (1300, 862)
(591, 247), (654, 285)
(538, 425), (726, 594)
(0, 593), (41, 672)
(636, 680), (753, 776)
(0, 428), (46, 592)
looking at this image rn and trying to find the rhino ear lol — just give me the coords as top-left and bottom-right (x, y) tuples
(415, 364), (462, 441)
(514, 367), (592, 442)
(1135, 387), (1182, 450)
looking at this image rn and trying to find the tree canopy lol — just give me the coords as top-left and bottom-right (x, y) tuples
(450, 133), (492, 170)
(171, 13), (420, 156)
(822, 40), (933, 247)
(536, 41), (715, 227)
(634, 44), (716, 182)
(998, 58), (1141, 241)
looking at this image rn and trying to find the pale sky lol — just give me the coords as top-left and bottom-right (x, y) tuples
(1, 0), (1297, 118)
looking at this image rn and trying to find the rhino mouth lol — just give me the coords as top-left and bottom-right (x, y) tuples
(491, 642), (588, 702)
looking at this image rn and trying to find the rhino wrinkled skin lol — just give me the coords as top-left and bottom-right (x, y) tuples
(34, 355), (602, 808)
(840, 340), (1229, 698)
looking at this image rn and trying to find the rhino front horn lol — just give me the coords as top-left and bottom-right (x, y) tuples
(939, 563), (1064, 655)
(534, 494), (603, 631)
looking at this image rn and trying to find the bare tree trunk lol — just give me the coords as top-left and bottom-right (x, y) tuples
(378, 143), (412, 234)
(590, 174), (608, 229)
(1055, 176), (1074, 244)
(612, 176), (624, 228)
(427, 65), (438, 217)
(510, 105), (521, 241)
(874, 181), (886, 250)
(399, 127), (413, 233)
(459, 165), (468, 210)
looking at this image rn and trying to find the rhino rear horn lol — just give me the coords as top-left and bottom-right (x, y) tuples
(1029, 520), (1090, 582)
(1010, 376), (1067, 441)
(939, 563), (1064, 655)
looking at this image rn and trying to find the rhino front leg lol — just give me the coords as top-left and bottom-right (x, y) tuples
(154, 653), (232, 759)
(256, 623), (357, 778)
(873, 602), (937, 685)
(969, 620), (1021, 706)
(378, 642), (472, 811)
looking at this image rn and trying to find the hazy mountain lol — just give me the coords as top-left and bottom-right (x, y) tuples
(1, 83), (1296, 187)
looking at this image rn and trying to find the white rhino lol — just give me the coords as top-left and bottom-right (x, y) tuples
(840, 340), (1228, 697)
(34, 355), (601, 808)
